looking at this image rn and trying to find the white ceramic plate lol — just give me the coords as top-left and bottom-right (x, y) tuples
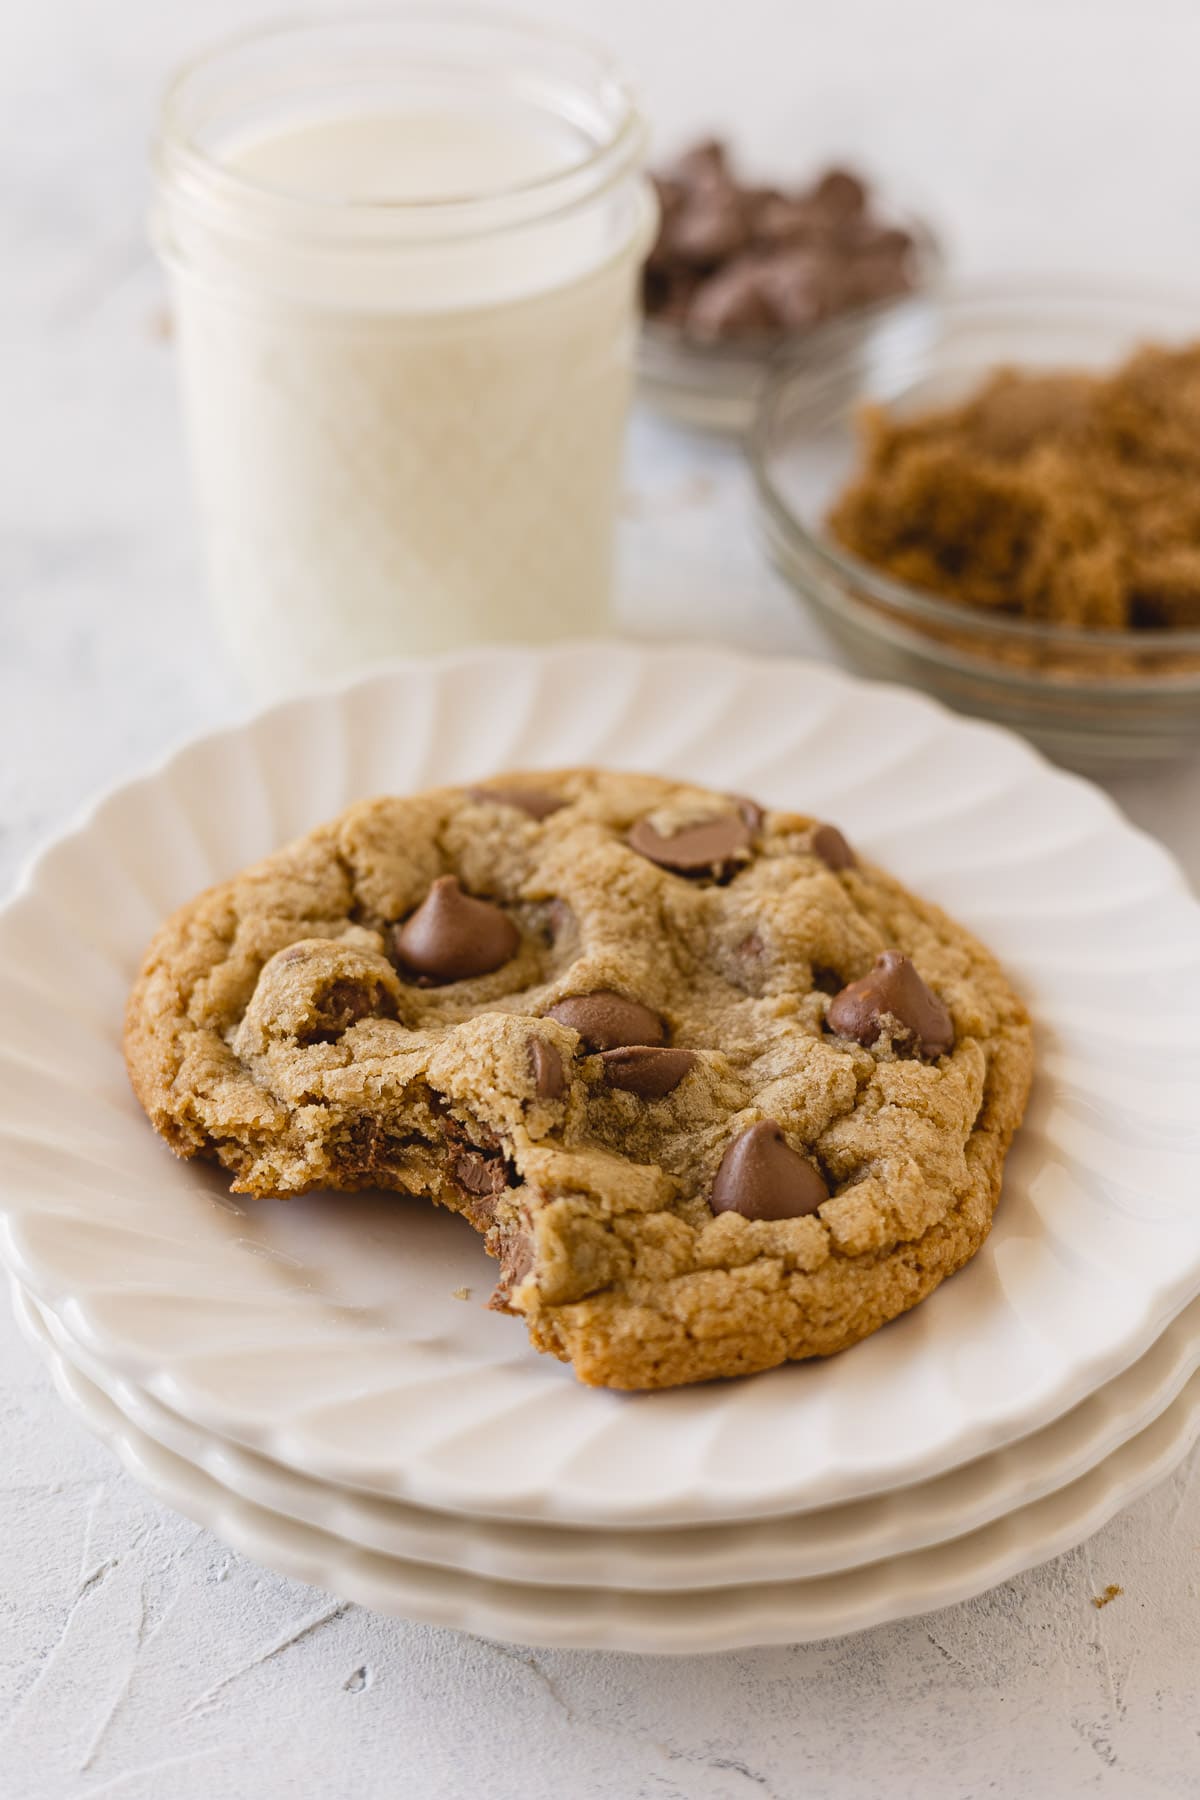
(25, 1280), (1200, 1590)
(1, 643), (1199, 1527)
(14, 1279), (1200, 1653)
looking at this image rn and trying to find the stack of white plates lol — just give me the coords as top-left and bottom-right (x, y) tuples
(4, 644), (1200, 1654)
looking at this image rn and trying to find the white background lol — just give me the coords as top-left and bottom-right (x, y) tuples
(4, 2), (1200, 1795)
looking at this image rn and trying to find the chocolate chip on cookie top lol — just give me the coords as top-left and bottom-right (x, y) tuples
(827, 950), (954, 1058)
(811, 822), (857, 871)
(467, 784), (566, 820)
(731, 793), (765, 830)
(545, 991), (667, 1054)
(393, 875), (519, 985)
(627, 811), (752, 877)
(598, 1046), (697, 1099)
(710, 1120), (829, 1221)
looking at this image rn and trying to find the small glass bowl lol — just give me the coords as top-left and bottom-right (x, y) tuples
(637, 212), (943, 436)
(750, 279), (1200, 772)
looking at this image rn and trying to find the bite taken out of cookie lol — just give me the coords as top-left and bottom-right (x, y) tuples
(124, 769), (1032, 1390)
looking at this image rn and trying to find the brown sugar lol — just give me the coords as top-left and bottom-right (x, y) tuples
(828, 343), (1200, 633)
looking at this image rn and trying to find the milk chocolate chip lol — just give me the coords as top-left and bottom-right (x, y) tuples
(628, 813), (752, 876)
(449, 1147), (509, 1200)
(686, 260), (776, 338)
(468, 785), (565, 821)
(545, 992), (667, 1053)
(645, 143), (917, 344)
(754, 249), (833, 331)
(670, 187), (748, 266)
(528, 1037), (568, 1101)
(393, 876), (519, 985)
(598, 1046), (697, 1099)
(827, 950), (953, 1057)
(811, 822), (857, 871)
(299, 977), (392, 1043)
(489, 1225), (536, 1311)
(812, 168), (867, 220)
(672, 138), (730, 187)
(710, 1120), (829, 1221)
(731, 793), (765, 830)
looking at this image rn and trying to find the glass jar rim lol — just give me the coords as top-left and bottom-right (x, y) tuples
(154, 5), (647, 247)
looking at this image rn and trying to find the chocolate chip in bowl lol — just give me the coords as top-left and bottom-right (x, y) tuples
(639, 137), (942, 433)
(750, 280), (1200, 770)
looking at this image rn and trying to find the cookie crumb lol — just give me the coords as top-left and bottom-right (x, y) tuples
(451, 1286), (471, 1302)
(1092, 1583), (1123, 1609)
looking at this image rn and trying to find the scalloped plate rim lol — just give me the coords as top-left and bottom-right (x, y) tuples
(18, 1279), (1200, 1590)
(1, 641), (1198, 1527)
(4, 640), (1189, 909)
(12, 1278), (1200, 1653)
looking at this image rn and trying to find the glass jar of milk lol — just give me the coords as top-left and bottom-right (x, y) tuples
(153, 13), (655, 699)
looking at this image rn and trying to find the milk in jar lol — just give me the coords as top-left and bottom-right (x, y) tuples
(153, 14), (654, 698)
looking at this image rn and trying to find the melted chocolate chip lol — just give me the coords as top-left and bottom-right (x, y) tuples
(449, 1147), (510, 1200)
(545, 991), (667, 1054)
(710, 1120), (829, 1222)
(827, 950), (954, 1058)
(811, 822), (857, 872)
(468, 785), (566, 821)
(338, 1119), (418, 1181)
(627, 813), (752, 876)
(298, 977), (392, 1045)
(505, 1231), (535, 1287)
(393, 876), (519, 985)
(598, 1046), (697, 1099)
(528, 1037), (568, 1101)
(488, 1224), (536, 1312)
(322, 978), (388, 1030)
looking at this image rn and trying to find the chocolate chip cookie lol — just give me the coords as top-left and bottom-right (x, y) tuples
(124, 769), (1032, 1390)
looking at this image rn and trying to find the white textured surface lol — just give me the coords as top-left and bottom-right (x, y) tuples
(5, 0), (1200, 1794)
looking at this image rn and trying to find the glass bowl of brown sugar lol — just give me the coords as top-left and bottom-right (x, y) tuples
(750, 280), (1200, 771)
